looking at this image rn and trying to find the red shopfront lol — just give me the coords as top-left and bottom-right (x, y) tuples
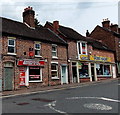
(18, 59), (45, 87)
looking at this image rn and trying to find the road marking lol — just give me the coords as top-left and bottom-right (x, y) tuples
(44, 101), (68, 115)
(83, 103), (112, 110)
(66, 97), (120, 103)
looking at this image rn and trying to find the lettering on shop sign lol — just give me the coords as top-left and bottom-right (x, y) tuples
(80, 55), (111, 62)
(18, 60), (45, 66)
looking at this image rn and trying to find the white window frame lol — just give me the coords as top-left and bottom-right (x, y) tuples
(28, 67), (42, 82)
(34, 42), (41, 57)
(8, 38), (16, 55)
(77, 41), (87, 55)
(52, 44), (58, 58)
(51, 62), (59, 79)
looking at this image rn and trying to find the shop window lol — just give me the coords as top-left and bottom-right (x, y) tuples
(52, 44), (57, 58)
(51, 63), (58, 78)
(79, 63), (89, 78)
(96, 64), (111, 76)
(29, 66), (42, 82)
(77, 42), (87, 55)
(8, 39), (15, 54)
(35, 43), (41, 56)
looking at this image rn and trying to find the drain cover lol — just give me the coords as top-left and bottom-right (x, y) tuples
(84, 103), (112, 111)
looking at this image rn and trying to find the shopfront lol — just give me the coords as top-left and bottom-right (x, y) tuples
(17, 59), (45, 87)
(78, 55), (116, 82)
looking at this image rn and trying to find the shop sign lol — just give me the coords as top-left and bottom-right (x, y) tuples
(90, 55), (111, 62)
(77, 62), (82, 69)
(19, 67), (25, 86)
(80, 55), (89, 61)
(18, 59), (45, 66)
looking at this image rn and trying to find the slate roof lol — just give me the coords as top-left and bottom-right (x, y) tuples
(0, 17), (67, 45)
(46, 22), (114, 52)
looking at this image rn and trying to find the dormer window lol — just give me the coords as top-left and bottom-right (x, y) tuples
(77, 41), (87, 55)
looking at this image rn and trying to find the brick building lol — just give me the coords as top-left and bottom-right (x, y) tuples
(89, 19), (120, 77)
(0, 7), (68, 91)
(44, 21), (116, 83)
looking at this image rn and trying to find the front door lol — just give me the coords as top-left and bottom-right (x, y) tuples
(61, 66), (68, 84)
(72, 62), (78, 83)
(4, 67), (14, 90)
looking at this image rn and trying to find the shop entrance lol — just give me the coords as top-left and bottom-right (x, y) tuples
(91, 64), (95, 81)
(72, 62), (78, 83)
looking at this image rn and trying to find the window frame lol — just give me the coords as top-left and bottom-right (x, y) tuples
(34, 42), (41, 57)
(51, 62), (59, 79)
(8, 38), (16, 54)
(77, 41), (87, 55)
(52, 44), (58, 58)
(29, 66), (42, 82)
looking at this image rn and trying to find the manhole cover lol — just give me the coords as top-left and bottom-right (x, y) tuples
(84, 103), (112, 111)
(31, 98), (54, 102)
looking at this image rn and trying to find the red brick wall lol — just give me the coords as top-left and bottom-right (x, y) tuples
(2, 36), (68, 90)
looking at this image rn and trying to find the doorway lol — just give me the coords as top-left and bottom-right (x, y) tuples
(3, 62), (14, 90)
(91, 64), (95, 81)
(72, 62), (78, 83)
(61, 65), (68, 84)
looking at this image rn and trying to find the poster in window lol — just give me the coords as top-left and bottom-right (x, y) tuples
(29, 67), (41, 81)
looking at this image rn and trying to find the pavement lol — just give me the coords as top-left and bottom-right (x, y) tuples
(1, 78), (119, 98)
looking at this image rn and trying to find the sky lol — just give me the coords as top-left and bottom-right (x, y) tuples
(0, 0), (119, 35)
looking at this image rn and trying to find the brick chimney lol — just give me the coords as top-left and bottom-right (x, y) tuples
(118, 28), (120, 34)
(23, 6), (35, 28)
(53, 21), (59, 32)
(110, 24), (118, 33)
(102, 18), (110, 29)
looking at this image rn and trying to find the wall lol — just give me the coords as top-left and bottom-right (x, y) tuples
(2, 36), (68, 90)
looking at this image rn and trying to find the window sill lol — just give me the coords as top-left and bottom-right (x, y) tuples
(29, 80), (43, 83)
(35, 55), (42, 58)
(52, 56), (58, 59)
(51, 77), (59, 80)
(7, 53), (17, 56)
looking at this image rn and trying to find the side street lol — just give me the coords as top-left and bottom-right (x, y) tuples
(0, 6), (120, 94)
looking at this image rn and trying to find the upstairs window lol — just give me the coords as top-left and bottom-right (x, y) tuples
(8, 39), (15, 53)
(77, 42), (87, 55)
(34, 43), (41, 56)
(52, 44), (57, 58)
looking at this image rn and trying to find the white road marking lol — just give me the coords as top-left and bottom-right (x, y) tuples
(118, 84), (120, 85)
(44, 101), (68, 115)
(83, 103), (112, 110)
(66, 97), (120, 103)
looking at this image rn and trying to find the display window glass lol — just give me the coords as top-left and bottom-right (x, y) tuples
(29, 66), (42, 82)
(79, 63), (89, 78)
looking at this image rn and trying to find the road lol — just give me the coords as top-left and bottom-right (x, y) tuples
(2, 79), (120, 114)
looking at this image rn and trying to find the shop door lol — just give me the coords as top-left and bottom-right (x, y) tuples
(61, 66), (68, 84)
(91, 64), (95, 81)
(72, 62), (78, 83)
(4, 67), (13, 90)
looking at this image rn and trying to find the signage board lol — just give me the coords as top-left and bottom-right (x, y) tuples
(18, 59), (45, 66)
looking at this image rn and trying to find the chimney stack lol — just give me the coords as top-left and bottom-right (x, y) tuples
(86, 30), (90, 37)
(102, 18), (110, 29)
(110, 24), (118, 33)
(23, 6), (35, 28)
(53, 21), (59, 33)
(118, 28), (120, 34)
